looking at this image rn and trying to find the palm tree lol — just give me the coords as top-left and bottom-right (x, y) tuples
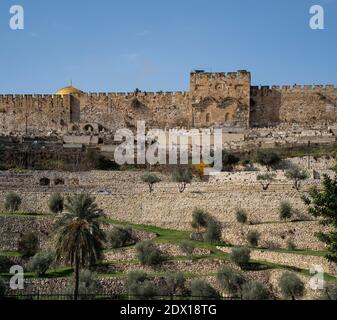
(54, 194), (106, 300)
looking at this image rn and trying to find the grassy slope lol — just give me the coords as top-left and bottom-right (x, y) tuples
(0, 218), (335, 282)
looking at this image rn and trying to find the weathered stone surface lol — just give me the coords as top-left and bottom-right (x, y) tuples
(218, 247), (337, 275)
(104, 244), (210, 262)
(1, 72), (337, 137)
(0, 215), (53, 251)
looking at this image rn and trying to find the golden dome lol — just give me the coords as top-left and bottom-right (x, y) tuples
(55, 85), (83, 96)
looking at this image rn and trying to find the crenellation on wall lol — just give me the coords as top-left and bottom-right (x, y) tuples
(0, 70), (337, 135)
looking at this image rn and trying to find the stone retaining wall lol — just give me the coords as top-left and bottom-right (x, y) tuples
(223, 221), (327, 250)
(104, 244), (211, 262)
(5, 266), (321, 300)
(218, 247), (337, 275)
(0, 216), (53, 251)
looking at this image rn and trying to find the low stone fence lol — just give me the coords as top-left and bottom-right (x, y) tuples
(218, 246), (337, 275)
(6, 277), (126, 296)
(5, 267), (322, 300)
(223, 221), (327, 251)
(0, 215), (53, 251)
(104, 244), (211, 262)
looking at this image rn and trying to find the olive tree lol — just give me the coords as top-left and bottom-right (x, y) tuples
(321, 281), (337, 300)
(247, 230), (260, 247)
(217, 266), (246, 299)
(4, 192), (22, 212)
(257, 173), (276, 191)
(235, 208), (248, 225)
(222, 150), (240, 172)
(279, 272), (305, 300)
(303, 174), (337, 263)
(160, 273), (186, 299)
(242, 281), (270, 300)
(172, 168), (193, 193)
(285, 165), (309, 191)
(27, 251), (55, 276)
(141, 173), (161, 193)
(180, 240), (195, 257)
(204, 217), (222, 243)
(191, 208), (209, 233)
(135, 241), (164, 266)
(17, 232), (39, 258)
(190, 279), (218, 299)
(48, 193), (64, 214)
(110, 225), (134, 248)
(279, 201), (293, 221)
(230, 247), (251, 270)
(256, 150), (281, 171)
(128, 271), (157, 300)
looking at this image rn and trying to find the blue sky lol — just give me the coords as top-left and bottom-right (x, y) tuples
(0, 0), (336, 93)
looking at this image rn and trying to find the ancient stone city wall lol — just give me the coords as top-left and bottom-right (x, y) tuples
(250, 85), (337, 127)
(1, 71), (336, 135)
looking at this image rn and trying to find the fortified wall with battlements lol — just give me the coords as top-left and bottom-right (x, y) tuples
(0, 70), (336, 136)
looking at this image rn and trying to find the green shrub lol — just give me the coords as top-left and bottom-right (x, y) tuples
(235, 209), (248, 224)
(172, 168), (193, 193)
(204, 218), (222, 243)
(17, 232), (39, 258)
(190, 279), (218, 299)
(27, 251), (55, 276)
(96, 156), (120, 171)
(180, 240), (195, 257)
(256, 150), (281, 171)
(279, 201), (293, 221)
(230, 247), (251, 269)
(286, 239), (296, 251)
(161, 273), (186, 298)
(190, 232), (204, 242)
(321, 282), (337, 300)
(128, 271), (157, 300)
(247, 230), (260, 247)
(128, 270), (148, 284)
(142, 173), (161, 193)
(279, 272), (305, 300)
(0, 277), (6, 298)
(191, 208), (209, 233)
(222, 150), (240, 172)
(110, 226), (134, 249)
(217, 266), (246, 298)
(257, 173), (276, 191)
(191, 209), (221, 243)
(4, 192), (22, 212)
(48, 193), (64, 214)
(242, 281), (270, 300)
(285, 165), (309, 191)
(135, 241), (164, 266)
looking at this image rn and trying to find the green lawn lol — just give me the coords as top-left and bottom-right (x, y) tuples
(106, 219), (191, 244)
(0, 267), (73, 280)
(106, 218), (328, 258)
(0, 218), (335, 284)
(0, 251), (22, 257)
(0, 212), (51, 219)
